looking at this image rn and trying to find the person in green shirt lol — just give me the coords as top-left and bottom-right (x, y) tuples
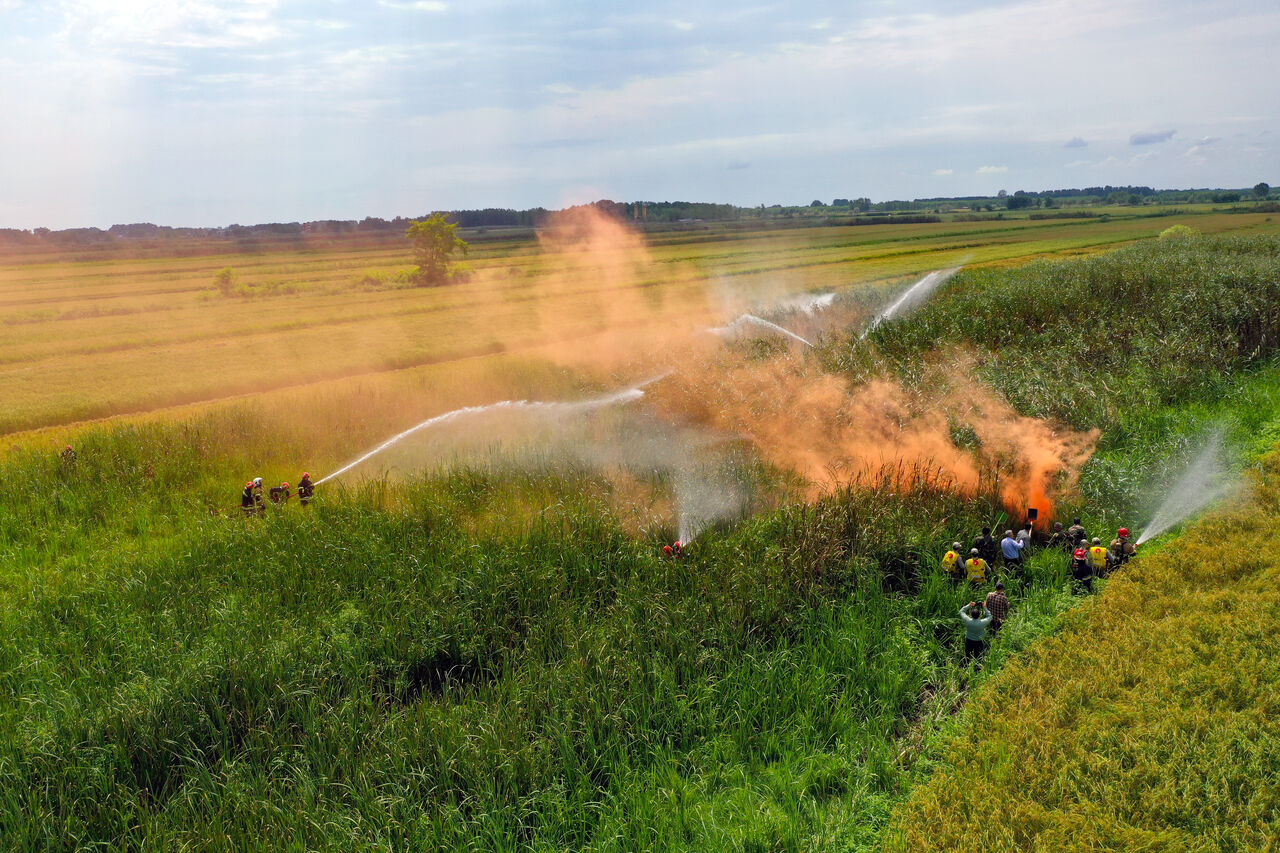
(959, 601), (993, 661)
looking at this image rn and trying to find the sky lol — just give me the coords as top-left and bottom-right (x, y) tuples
(1, 0), (1277, 228)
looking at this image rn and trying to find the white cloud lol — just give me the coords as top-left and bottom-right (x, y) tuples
(1130, 129), (1176, 145)
(379, 0), (447, 11)
(57, 0), (283, 50)
(4, 0), (1280, 226)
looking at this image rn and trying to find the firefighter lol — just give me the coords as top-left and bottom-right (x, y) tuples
(941, 542), (964, 581)
(1071, 541), (1093, 593)
(297, 472), (315, 506)
(1065, 517), (1087, 546)
(240, 480), (262, 516)
(269, 481), (291, 504)
(972, 526), (999, 566)
(60, 444), (77, 464)
(1047, 521), (1071, 552)
(1089, 537), (1111, 578)
(965, 548), (989, 585)
(1109, 527), (1137, 568)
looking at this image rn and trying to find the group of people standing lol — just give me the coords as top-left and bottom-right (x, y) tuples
(1047, 518), (1138, 592)
(949, 517), (1139, 663)
(940, 523), (1035, 587)
(241, 473), (315, 515)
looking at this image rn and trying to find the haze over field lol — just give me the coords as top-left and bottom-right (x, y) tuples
(1, 0), (1277, 227)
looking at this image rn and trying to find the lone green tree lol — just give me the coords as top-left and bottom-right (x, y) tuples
(1255, 182), (1271, 200)
(212, 266), (235, 296)
(406, 213), (468, 286)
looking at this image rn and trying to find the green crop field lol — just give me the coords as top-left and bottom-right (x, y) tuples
(2, 216), (1280, 850)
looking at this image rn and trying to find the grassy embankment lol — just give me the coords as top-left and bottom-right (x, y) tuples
(882, 447), (1280, 851)
(857, 232), (1280, 849)
(0, 234), (1278, 849)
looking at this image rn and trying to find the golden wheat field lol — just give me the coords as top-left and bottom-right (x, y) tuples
(882, 446), (1280, 852)
(2, 206), (1276, 442)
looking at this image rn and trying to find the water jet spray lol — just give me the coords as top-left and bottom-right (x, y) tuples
(773, 292), (835, 315)
(315, 379), (662, 485)
(861, 268), (960, 339)
(1135, 430), (1230, 545)
(708, 314), (814, 347)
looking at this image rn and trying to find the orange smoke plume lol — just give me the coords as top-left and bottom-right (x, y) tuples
(483, 207), (1098, 520)
(645, 347), (1097, 522)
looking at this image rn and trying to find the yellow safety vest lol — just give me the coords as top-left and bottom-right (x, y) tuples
(942, 550), (961, 574)
(1089, 546), (1109, 569)
(965, 558), (987, 582)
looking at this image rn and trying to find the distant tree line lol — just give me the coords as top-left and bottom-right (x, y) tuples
(1, 182), (1272, 250)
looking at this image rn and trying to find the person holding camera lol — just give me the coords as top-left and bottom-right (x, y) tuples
(959, 601), (993, 661)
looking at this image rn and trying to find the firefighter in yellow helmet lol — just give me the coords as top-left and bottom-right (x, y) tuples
(965, 548), (989, 585)
(1089, 537), (1111, 578)
(941, 542), (964, 581)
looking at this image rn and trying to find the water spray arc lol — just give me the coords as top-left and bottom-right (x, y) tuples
(709, 314), (814, 348)
(1136, 430), (1229, 545)
(315, 383), (654, 485)
(774, 292), (836, 315)
(860, 268), (960, 339)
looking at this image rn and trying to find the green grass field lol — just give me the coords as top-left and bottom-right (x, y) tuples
(2, 220), (1280, 850)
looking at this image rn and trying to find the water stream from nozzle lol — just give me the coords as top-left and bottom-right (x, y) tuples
(315, 378), (663, 485)
(1136, 430), (1229, 545)
(774, 292), (835, 315)
(709, 314), (814, 347)
(860, 268), (960, 339)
